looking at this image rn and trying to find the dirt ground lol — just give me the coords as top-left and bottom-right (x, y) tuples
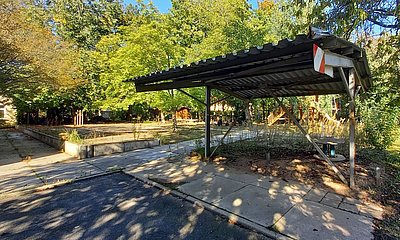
(207, 142), (399, 239)
(213, 148), (378, 197)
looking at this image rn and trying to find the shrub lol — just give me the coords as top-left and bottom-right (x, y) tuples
(65, 129), (84, 144)
(359, 97), (399, 149)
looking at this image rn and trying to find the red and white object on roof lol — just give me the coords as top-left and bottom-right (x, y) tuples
(313, 44), (334, 77)
(313, 44), (356, 78)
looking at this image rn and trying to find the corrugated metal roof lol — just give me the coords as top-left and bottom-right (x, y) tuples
(128, 33), (371, 99)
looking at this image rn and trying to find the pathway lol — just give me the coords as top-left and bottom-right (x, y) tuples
(0, 129), (382, 239)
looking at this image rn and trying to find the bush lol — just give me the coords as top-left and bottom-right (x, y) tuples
(359, 99), (399, 149)
(65, 129), (84, 144)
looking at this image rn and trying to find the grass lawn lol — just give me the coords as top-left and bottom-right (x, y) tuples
(388, 129), (400, 166)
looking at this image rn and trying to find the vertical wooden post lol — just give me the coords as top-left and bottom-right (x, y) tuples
(349, 69), (356, 188)
(205, 86), (211, 159)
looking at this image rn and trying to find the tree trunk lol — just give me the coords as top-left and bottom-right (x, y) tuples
(244, 100), (252, 127)
(160, 112), (165, 123)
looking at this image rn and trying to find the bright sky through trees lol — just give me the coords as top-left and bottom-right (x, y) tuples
(123, 0), (260, 13)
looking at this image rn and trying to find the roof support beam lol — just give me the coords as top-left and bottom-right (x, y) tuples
(176, 89), (206, 106)
(220, 75), (341, 92)
(273, 96), (349, 185)
(209, 84), (247, 101)
(211, 95), (231, 106)
(338, 67), (354, 102)
(206, 54), (312, 83)
(135, 81), (203, 92)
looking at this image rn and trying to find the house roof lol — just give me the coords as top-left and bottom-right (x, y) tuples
(127, 33), (371, 100)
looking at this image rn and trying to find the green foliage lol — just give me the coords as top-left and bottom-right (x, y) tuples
(279, 0), (327, 37)
(358, 33), (400, 149)
(360, 102), (399, 149)
(65, 129), (84, 144)
(92, 12), (184, 110)
(0, 0), (81, 98)
(318, 0), (398, 38)
(3, 0), (399, 158)
(42, 0), (129, 49)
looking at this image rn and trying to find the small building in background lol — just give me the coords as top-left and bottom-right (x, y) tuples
(176, 107), (191, 120)
(0, 96), (16, 126)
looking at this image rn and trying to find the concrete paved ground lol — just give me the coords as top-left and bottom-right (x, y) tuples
(0, 173), (269, 240)
(0, 128), (383, 239)
(172, 168), (380, 240)
(0, 129), (84, 195)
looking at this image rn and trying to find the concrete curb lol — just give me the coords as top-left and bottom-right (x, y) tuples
(125, 171), (293, 240)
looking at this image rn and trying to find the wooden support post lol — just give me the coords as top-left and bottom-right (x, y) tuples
(205, 86), (211, 159)
(349, 68), (356, 188)
(274, 96), (348, 185)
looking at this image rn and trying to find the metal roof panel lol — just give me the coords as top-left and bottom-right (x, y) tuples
(130, 33), (371, 99)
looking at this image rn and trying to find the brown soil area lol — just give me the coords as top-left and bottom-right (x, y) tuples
(213, 147), (374, 198)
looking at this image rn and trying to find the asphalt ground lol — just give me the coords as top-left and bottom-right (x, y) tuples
(0, 172), (270, 240)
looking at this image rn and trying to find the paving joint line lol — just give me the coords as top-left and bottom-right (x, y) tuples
(83, 159), (108, 171)
(124, 170), (293, 240)
(318, 191), (329, 203)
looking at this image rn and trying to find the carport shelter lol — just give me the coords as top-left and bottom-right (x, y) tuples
(126, 31), (371, 188)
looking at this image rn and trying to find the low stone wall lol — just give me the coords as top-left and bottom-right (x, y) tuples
(65, 139), (160, 159)
(16, 126), (160, 159)
(16, 126), (64, 150)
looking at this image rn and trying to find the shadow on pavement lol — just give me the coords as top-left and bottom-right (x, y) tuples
(0, 173), (268, 240)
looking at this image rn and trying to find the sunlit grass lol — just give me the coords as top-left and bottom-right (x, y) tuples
(388, 128), (400, 153)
